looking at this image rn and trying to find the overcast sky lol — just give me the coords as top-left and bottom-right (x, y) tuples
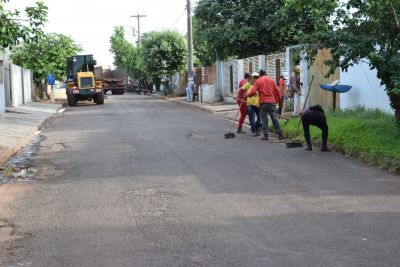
(6, 0), (192, 67)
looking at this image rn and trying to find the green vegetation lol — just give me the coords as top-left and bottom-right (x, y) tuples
(193, 0), (337, 60)
(12, 33), (82, 81)
(193, 0), (400, 122)
(11, 33), (82, 99)
(141, 30), (187, 77)
(306, 0), (400, 122)
(281, 107), (400, 171)
(109, 26), (144, 79)
(0, 0), (47, 51)
(4, 166), (13, 178)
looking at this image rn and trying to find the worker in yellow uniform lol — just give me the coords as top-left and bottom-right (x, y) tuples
(243, 72), (261, 136)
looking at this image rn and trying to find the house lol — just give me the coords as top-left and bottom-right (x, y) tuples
(178, 44), (392, 115)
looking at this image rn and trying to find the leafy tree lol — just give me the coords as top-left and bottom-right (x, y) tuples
(193, 17), (215, 67)
(306, 0), (400, 121)
(0, 0), (48, 51)
(109, 26), (144, 79)
(141, 30), (187, 78)
(11, 33), (82, 98)
(193, 0), (337, 60)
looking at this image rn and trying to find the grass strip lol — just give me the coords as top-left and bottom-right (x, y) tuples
(281, 107), (400, 172)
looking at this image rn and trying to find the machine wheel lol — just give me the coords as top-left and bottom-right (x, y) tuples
(96, 93), (104, 105)
(67, 94), (77, 106)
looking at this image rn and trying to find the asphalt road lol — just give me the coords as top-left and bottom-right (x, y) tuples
(2, 94), (400, 267)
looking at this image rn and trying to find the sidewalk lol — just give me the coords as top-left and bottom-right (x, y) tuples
(0, 102), (62, 167)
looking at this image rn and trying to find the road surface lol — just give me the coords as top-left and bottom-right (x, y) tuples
(1, 94), (400, 266)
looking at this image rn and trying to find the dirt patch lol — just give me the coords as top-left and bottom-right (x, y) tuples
(187, 131), (206, 140)
(0, 219), (21, 243)
(41, 143), (65, 154)
(0, 184), (34, 218)
(0, 218), (32, 265)
(35, 164), (65, 179)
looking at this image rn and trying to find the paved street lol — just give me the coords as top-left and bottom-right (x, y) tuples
(1, 94), (400, 266)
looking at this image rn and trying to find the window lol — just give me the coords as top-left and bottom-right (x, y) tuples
(80, 77), (93, 88)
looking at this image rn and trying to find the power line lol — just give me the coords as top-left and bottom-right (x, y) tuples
(170, 7), (187, 29)
(130, 14), (147, 46)
(187, 0), (194, 79)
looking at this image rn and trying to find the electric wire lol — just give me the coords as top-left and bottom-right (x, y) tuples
(170, 7), (187, 29)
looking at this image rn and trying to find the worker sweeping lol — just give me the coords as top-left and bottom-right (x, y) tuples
(243, 72), (261, 136)
(301, 104), (330, 152)
(236, 72), (251, 134)
(246, 69), (284, 141)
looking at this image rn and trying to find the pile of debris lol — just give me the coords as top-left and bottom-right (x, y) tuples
(0, 165), (38, 184)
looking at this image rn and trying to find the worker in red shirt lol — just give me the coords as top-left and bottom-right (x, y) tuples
(235, 72), (250, 133)
(277, 75), (286, 115)
(246, 69), (284, 141)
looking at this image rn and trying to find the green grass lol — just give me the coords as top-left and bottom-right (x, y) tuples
(281, 107), (400, 172)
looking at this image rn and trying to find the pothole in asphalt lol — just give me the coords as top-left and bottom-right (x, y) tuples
(187, 131), (206, 140)
(43, 143), (65, 153)
(35, 164), (65, 179)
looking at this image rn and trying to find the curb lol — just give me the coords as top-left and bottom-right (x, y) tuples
(149, 94), (216, 115)
(149, 94), (278, 135)
(0, 108), (62, 167)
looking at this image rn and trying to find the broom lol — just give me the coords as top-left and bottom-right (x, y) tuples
(286, 75), (315, 148)
(224, 97), (245, 139)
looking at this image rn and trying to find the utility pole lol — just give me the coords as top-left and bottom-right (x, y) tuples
(187, 0), (194, 80)
(130, 14), (147, 46)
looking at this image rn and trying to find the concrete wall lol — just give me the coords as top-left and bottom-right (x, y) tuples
(5, 64), (33, 107)
(0, 52), (4, 114)
(217, 55), (263, 103)
(11, 64), (23, 106)
(265, 52), (288, 84)
(0, 66), (5, 114)
(23, 68), (32, 104)
(340, 61), (393, 113)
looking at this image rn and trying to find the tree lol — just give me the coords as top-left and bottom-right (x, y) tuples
(0, 0), (48, 51)
(141, 30), (187, 78)
(193, 0), (337, 60)
(109, 26), (144, 79)
(306, 0), (400, 121)
(193, 17), (215, 67)
(11, 33), (82, 98)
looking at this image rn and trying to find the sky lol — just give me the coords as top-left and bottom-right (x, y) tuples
(6, 0), (192, 67)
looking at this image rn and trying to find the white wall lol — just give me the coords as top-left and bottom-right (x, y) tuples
(11, 64), (23, 107)
(23, 69), (32, 104)
(340, 61), (393, 113)
(0, 67), (5, 114)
